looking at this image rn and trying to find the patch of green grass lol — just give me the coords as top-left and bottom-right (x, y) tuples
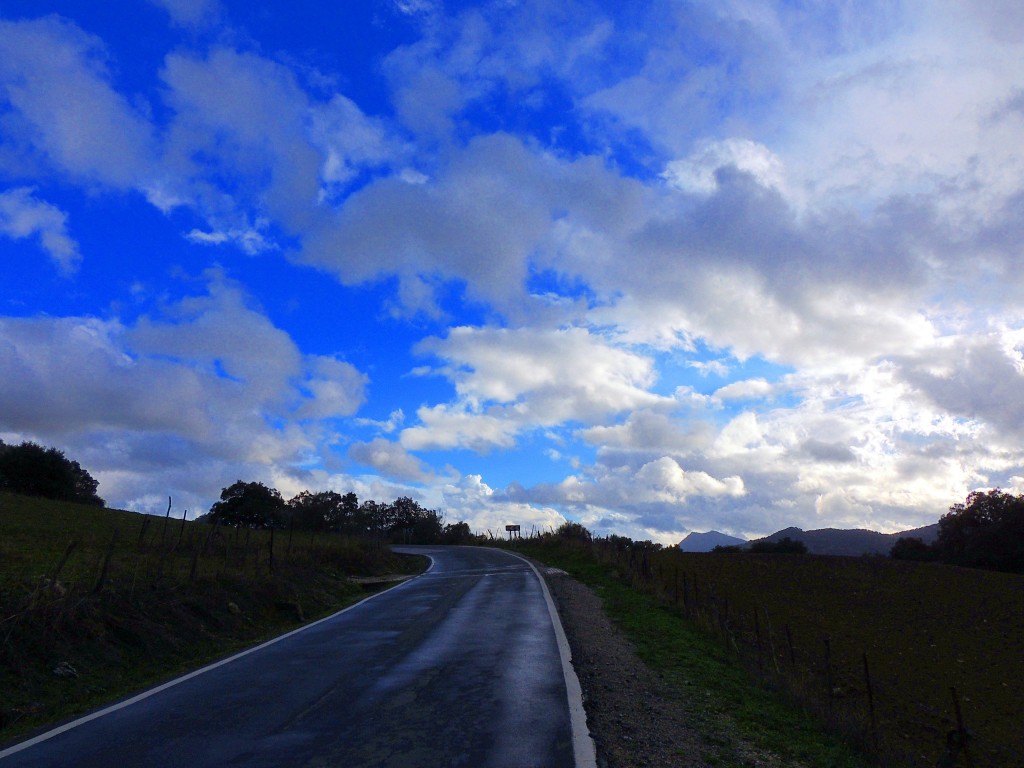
(0, 492), (427, 746)
(517, 541), (873, 768)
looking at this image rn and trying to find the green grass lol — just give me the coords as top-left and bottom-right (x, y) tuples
(0, 492), (427, 746)
(516, 541), (873, 768)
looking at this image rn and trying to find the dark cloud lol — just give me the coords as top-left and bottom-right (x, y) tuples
(801, 438), (856, 463)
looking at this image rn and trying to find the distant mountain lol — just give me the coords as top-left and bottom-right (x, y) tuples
(678, 530), (747, 553)
(750, 523), (940, 557)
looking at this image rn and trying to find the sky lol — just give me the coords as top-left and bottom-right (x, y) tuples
(1, 0), (1023, 543)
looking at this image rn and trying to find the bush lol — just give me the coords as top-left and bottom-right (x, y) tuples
(555, 521), (593, 542)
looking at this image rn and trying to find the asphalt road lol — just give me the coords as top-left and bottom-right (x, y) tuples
(1, 546), (594, 768)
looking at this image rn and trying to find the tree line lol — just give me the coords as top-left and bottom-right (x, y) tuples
(891, 489), (1024, 573)
(6, 439), (1021, 569)
(196, 479), (475, 545)
(0, 440), (473, 545)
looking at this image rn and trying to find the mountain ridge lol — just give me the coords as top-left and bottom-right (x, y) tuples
(677, 530), (747, 552)
(678, 523), (940, 556)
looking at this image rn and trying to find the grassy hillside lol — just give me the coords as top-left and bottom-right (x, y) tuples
(517, 537), (1023, 767)
(0, 492), (426, 745)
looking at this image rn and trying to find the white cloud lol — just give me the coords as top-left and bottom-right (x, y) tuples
(442, 474), (566, 537)
(0, 187), (80, 273)
(147, 0), (220, 28)
(355, 409), (405, 434)
(713, 378), (774, 402)
(401, 404), (519, 452)
(310, 95), (404, 197)
(891, 332), (1024, 437)
(184, 226), (276, 255)
(400, 325), (670, 451)
(303, 134), (562, 314)
(297, 356), (369, 420)
(348, 438), (433, 483)
(580, 409), (706, 456)
(418, 325), (665, 413)
(634, 457), (746, 503)
(0, 16), (155, 188)
(0, 273), (370, 513)
(663, 138), (788, 197)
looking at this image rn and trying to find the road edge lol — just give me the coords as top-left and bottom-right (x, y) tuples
(506, 550), (598, 768)
(0, 568), (430, 759)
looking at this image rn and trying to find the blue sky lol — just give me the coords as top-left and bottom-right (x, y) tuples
(2, 0), (1024, 542)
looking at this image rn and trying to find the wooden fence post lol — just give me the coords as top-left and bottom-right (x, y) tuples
(754, 608), (764, 676)
(950, 686), (973, 768)
(863, 653), (878, 752)
(159, 496), (172, 548)
(824, 636), (834, 715)
(763, 606), (781, 674)
(93, 529), (119, 594)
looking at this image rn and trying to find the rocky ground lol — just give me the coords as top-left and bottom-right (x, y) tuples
(542, 568), (791, 768)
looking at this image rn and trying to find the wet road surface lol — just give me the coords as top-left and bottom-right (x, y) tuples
(1, 546), (589, 768)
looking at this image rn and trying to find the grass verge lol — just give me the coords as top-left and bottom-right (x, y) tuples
(516, 541), (874, 768)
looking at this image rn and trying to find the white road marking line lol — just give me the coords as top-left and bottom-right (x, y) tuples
(0, 564), (431, 759)
(505, 550), (598, 768)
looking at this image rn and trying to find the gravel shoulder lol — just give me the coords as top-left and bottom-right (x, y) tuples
(543, 567), (709, 767)
(542, 567), (792, 768)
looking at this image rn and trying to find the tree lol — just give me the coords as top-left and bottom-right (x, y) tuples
(356, 499), (384, 534)
(934, 489), (1024, 572)
(288, 490), (348, 531)
(441, 521), (474, 544)
(890, 536), (934, 562)
(209, 481), (286, 528)
(340, 492), (359, 528)
(0, 440), (104, 506)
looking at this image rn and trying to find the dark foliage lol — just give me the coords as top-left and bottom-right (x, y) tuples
(555, 521), (593, 542)
(0, 440), (104, 506)
(288, 490), (354, 532)
(890, 490), (1024, 573)
(207, 483), (453, 544)
(935, 489), (1024, 572)
(749, 537), (807, 554)
(208, 480), (286, 529)
(440, 521), (475, 544)
(711, 544), (745, 553)
(889, 536), (935, 562)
